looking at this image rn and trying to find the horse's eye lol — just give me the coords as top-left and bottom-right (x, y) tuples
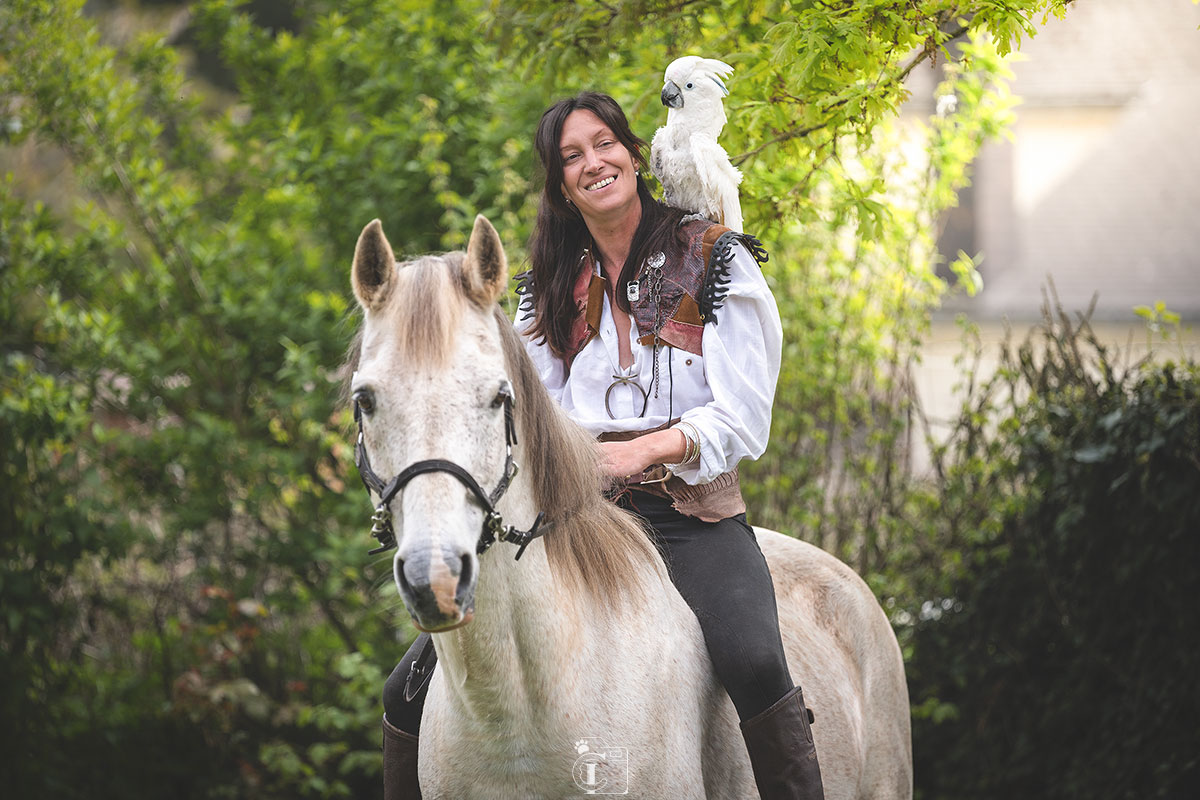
(353, 389), (375, 415)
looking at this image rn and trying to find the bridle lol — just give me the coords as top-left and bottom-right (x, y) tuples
(352, 380), (546, 560)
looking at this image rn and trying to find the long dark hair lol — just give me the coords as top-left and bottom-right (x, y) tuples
(526, 91), (686, 357)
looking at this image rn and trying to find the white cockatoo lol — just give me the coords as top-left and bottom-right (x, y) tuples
(650, 56), (743, 232)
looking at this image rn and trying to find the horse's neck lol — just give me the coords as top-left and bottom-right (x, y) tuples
(431, 481), (583, 724)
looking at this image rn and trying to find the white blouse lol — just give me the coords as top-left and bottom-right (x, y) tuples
(515, 240), (782, 486)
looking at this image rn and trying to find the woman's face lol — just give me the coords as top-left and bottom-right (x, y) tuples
(558, 109), (640, 224)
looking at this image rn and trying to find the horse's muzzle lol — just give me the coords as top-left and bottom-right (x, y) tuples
(395, 542), (477, 632)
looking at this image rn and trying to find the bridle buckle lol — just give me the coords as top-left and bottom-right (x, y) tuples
(370, 504), (393, 535)
(368, 504), (397, 555)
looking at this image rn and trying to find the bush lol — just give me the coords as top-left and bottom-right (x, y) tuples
(903, 306), (1200, 800)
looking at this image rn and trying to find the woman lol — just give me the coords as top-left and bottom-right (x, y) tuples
(382, 91), (824, 799)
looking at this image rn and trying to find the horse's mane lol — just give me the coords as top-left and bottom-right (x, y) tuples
(342, 251), (668, 604)
(492, 305), (669, 604)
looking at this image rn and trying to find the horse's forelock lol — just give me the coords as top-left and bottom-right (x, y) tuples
(382, 253), (468, 369)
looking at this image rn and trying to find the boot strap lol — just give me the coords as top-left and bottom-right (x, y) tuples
(404, 635), (438, 702)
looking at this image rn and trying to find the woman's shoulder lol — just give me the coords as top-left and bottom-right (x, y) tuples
(666, 217), (768, 270)
(667, 214), (764, 253)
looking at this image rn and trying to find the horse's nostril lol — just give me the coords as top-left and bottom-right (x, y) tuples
(395, 556), (413, 596)
(457, 554), (475, 602)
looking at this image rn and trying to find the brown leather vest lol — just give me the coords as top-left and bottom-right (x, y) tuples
(564, 219), (767, 362)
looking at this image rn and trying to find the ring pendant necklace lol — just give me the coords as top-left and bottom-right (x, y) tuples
(602, 251), (667, 420)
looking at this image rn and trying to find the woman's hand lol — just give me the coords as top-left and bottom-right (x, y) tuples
(597, 429), (688, 480)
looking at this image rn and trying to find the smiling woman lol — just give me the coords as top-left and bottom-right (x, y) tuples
(511, 93), (830, 799)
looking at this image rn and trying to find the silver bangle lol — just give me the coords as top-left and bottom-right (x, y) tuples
(667, 421), (701, 467)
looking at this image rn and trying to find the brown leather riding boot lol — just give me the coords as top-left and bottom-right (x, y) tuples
(740, 686), (825, 799)
(382, 716), (421, 800)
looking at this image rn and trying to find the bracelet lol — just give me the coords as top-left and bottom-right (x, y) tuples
(667, 421), (701, 467)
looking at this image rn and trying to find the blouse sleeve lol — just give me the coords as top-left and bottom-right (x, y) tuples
(670, 240), (782, 485)
(514, 303), (567, 407)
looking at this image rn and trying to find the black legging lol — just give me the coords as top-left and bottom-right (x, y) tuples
(383, 489), (794, 735)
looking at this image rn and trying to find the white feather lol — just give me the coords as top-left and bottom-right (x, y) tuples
(650, 56), (743, 232)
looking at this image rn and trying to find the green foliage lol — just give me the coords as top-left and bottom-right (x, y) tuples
(743, 35), (1016, 570)
(0, 189), (139, 793)
(2, 0), (1086, 795)
(901, 307), (1200, 799)
(191, 0), (544, 257)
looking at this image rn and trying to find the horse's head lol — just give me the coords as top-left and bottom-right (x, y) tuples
(349, 215), (513, 632)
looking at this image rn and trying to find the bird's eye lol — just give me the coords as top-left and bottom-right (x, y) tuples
(353, 388), (375, 416)
(686, 82), (694, 89)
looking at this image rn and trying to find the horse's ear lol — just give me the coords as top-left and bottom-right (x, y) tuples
(352, 219), (396, 311)
(463, 214), (507, 306)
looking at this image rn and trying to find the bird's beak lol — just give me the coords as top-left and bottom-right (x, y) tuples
(661, 80), (683, 109)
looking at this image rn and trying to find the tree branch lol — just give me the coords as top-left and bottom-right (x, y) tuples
(249, 511), (361, 655)
(733, 18), (976, 168)
(294, 565), (360, 655)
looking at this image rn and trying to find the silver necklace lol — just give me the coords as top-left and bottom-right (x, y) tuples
(643, 251), (667, 398)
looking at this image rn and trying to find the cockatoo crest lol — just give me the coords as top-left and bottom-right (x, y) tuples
(651, 56), (744, 231)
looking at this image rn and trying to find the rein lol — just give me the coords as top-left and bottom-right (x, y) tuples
(352, 380), (545, 560)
